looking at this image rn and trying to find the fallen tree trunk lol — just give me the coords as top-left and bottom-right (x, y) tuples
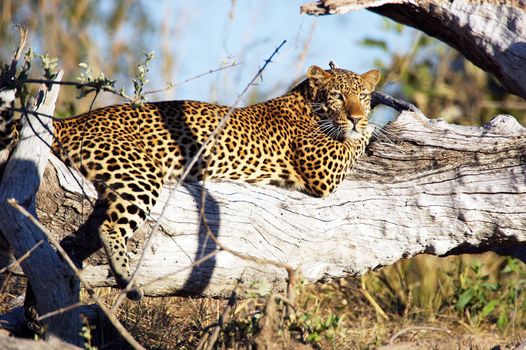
(25, 110), (526, 298)
(0, 70), (85, 345)
(300, 0), (526, 100)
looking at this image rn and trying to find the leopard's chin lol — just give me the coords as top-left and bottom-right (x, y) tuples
(344, 130), (364, 140)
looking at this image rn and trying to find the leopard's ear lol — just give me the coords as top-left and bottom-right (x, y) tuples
(362, 69), (381, 92)
(307, 65), (331, 83)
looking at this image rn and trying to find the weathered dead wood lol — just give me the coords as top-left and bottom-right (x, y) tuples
(0, 304), (123, 350)
(0, 71), (83, 346)
(300, 0), (526, 99)
(24, 110), (526, 299)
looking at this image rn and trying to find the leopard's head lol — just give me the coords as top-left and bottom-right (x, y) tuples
(306, 63), (381, 141)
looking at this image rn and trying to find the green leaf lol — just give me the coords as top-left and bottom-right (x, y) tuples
(306, 332), (321, 343)
(359, 38), (388, 51)
(481, 282), (498, 291)
(480, 300), (498, 318)
(456, 289), (474, 310)
(502, 258), (518, 273)
(497, 309), (508, 331)
(470, 260), (482, 273)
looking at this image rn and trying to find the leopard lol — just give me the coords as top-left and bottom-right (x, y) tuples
(3, 63), (381, 300)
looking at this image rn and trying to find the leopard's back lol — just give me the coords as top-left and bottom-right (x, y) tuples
(53, 99), (303, 188)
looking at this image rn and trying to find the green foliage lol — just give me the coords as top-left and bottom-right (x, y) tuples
(455, 260), (499, 327)
(246, 279), (272, 298)
(359, 38), (388, 51)
(39, 53), (59, 81)
(221, 311), (262, 346)
(75, 51), (155, 106)
(0, 0), (155, 115)
(76, 62), (116, 99)
(381, 18), (405, 33)
(131, 51), (155, 107)
(80, 323), (98, 350)
(14, 48), (36, 103)
(363, 252), (526, 338)
(295, 311), (341, 344)
(459, 257), (526, 332)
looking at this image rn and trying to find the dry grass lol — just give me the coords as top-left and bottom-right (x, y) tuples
(16, 253), (509, 349)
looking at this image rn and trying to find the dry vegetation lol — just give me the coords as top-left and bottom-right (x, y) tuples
(1, 1), (526, 349)
(87, 254), (526, 349)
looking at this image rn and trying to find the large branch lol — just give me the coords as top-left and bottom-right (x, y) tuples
(300, 0), (526, 99)
(0, 71), (83, 345)
(30, 111), (526, 298)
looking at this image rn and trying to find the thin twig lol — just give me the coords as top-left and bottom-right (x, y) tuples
(197, 181), (298, 321)
(0, 240), (43, 274)
(12, 26), (29, 62)
(143, 61), (241, 95)
(273, 294), (296, 309)
(23, 79), (102, 88)
(36, 301), (86, 322)
(360, 276), (388, 321)
(8, 199), (145, 350)
(5, 108), (59, 120)
(23, 79), (132, 102)
(197, 290), (237, 350)
(117, 40), (287, 309)
(22, 62), (240, 102)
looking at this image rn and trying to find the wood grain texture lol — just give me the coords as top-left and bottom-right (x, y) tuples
(300, 0), (526, 99)
(45, 111), (526, 298)
(0, 71), (83, 345)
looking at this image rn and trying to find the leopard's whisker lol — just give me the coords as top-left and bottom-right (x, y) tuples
(371, 126), (401, 149)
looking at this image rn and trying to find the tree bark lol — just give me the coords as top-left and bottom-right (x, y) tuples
(300, 0), (526, 100)
(0, 71), (83, 346)
(13, 110), (524, 299)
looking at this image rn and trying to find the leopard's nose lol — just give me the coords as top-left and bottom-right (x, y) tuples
(350, 116), (362, 129)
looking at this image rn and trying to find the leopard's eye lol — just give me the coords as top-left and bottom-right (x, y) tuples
(358, 92), (367, 100)
(330, 91), (344, 100)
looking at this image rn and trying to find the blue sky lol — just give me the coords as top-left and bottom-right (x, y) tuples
(118, 0), (416, 108)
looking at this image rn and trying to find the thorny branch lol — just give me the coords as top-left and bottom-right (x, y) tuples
(4, 54), (244, 221)
(4, 26), (295, 349)
(19, 61), (239, 105)
(143, 61), (240, 96)
(116, 39), (289, 308)
(1, 40), (250, 314)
